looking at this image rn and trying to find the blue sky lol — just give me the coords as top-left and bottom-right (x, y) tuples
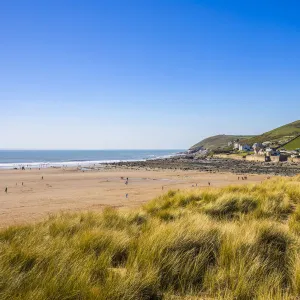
(1, 0), (299, 149)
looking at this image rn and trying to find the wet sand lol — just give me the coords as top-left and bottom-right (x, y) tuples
(0, 166), (268, 227)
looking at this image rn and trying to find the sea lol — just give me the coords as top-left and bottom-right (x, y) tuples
(0, 150), (184, 169)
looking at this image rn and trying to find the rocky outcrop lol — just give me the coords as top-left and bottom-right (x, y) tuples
(112, 156), (300, 176)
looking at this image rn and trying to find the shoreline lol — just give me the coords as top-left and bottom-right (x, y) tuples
(1, 153), (299, 176)
(0, 159), (146, 170)
(0, 149), (183, 170)
(0, 156), (183, 170)
(1, 157), (299, 176)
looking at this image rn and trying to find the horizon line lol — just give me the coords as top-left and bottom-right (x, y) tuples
(0, 148), (186, 151)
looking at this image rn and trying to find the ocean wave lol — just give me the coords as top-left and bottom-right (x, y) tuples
(0, 159), (143, 170)
(0, 152), (183, 169)
(147, 152), (182, 160)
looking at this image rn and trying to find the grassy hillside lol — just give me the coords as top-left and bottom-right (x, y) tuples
(1, 176), (300, 299)
(244, 120), (300, 146)
(189, 134), (252, 151)
(190, 120), (300, 151)
(283, 135), (300, 151)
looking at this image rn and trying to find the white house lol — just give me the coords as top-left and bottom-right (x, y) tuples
(233, 142), (240, 150)
(239, 144), (252, 151)
(265, 148), (279, 156)
(258, 149), (265, 156)
(253, 143), (264, 155)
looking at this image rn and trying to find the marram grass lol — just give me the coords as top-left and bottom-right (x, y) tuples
(1, 176), (300, 299)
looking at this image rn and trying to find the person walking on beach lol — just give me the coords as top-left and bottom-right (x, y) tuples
(208, 182), (211, 186)
(42, 176), (43, 180)
(5, 187), (7, 193)
(126, 193), (128, 198)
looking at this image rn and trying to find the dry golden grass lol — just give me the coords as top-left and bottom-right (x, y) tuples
(0, 175), (300, 299)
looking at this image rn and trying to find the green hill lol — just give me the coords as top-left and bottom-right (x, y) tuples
(190, 120), (300, 151)
(189, 134), (252, 151)
(283, 135), (300, 151)
(243, 120), (300, 147)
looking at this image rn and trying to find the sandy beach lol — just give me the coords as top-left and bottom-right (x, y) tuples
(0, 166), (269, 228)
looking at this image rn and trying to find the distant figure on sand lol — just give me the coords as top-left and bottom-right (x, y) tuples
(162, 186), (164, 190)
(126, 193), (128, 198)
(208, 182), (211, 186)
(22, 182), (23, 186)
(5, 187), (7, 193)
(42, 176), (43, 180)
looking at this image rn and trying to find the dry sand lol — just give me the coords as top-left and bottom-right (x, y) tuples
(0, 166), (268, 227)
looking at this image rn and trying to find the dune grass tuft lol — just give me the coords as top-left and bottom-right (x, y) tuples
(0, 175), (300, 299)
